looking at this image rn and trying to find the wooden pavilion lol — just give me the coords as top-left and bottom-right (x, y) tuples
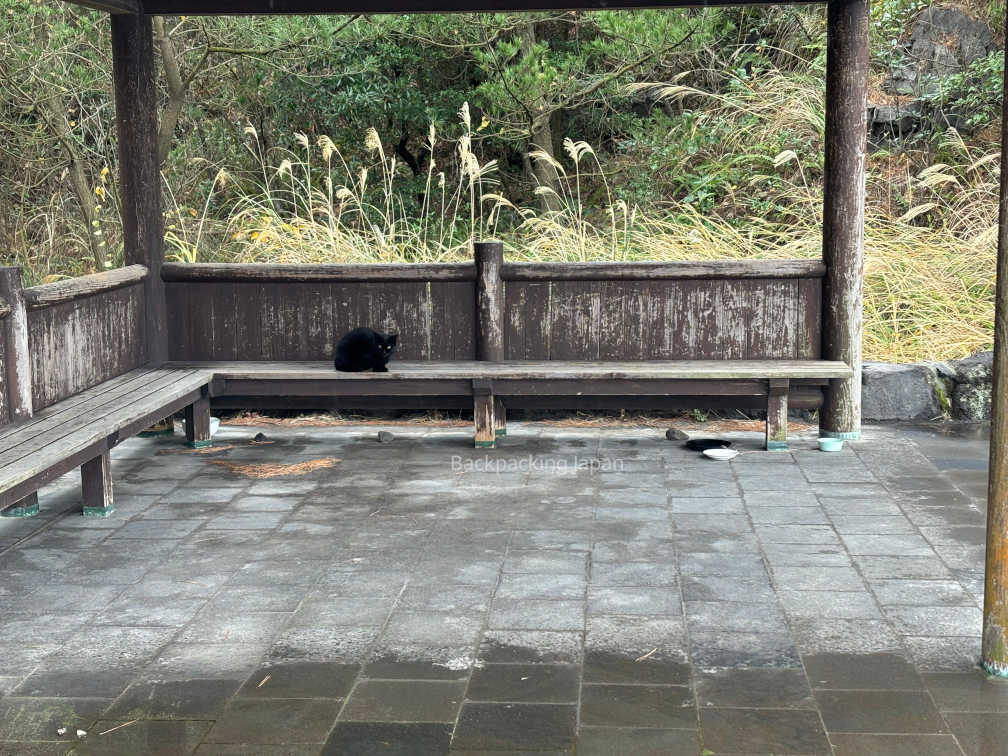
(2, 0), (1006, 676)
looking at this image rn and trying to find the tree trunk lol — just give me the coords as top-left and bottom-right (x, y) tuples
(518, 21), (562, 214)
(154, 17), (186, 165)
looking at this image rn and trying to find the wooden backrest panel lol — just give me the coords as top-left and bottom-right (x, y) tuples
(164, 261), (822, 363)
(27, 280), (146, 410)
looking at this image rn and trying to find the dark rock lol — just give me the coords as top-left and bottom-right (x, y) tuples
(252, 432), (268, 443)
(948, 351), (993, 422)
(665, 428), (689, 441)
(861, 362), (942, 421)
(910, 8), (997, 79)
(377, 431), (395, 443)
(882, 65), (918, 96)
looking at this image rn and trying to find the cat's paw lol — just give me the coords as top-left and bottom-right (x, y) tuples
(373, 365), (389, 373)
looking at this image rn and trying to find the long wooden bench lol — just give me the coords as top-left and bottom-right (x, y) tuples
(174, 360), (854, 450)
(0, 359), (851, 518)
(0, 368), (214, 517)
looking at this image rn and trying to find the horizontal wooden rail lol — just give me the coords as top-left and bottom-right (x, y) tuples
(162, 262), (476, 283)
(22, 265), (148, 310)
(502, 260), (826, 281)
(162, 259), (824, 284)
(137, 0), (823, 17)
(0, 298), (9, 320)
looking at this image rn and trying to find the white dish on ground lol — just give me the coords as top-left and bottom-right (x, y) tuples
(702, 447), (738, 461)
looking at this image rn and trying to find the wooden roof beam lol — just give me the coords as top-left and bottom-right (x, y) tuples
(73, 0), (140, 14)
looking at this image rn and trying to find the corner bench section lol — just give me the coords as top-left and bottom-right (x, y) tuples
(0, 367), (213, 518)
(172, 360), (853, 450)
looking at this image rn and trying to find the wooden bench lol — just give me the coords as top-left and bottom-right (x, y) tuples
(174, 360), (853, 450)
(0, 368), (213, 518)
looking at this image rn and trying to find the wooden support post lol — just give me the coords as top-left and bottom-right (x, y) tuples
(766, 379), (789, 451)
(820, 0), (868, 441)
(494, 397), (507, 438)
(81, 447), (114, 518)
(475, 241), (504, 362)
(982, 17), (1008, 679)
(185, 392), (212, 448)
(473, 379), (496, 448)
(112, 13), (166, 365)
(0, 267), (38, 518)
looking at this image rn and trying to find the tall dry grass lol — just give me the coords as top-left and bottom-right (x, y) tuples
(164, 80), (996, 363)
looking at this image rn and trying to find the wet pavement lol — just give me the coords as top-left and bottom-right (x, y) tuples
(0, 421), (1006, 755)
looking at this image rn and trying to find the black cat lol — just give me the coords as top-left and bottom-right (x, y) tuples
(333, 328), (398, 372)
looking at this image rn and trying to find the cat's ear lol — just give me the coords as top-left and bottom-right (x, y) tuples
(386, 333), (399, 347)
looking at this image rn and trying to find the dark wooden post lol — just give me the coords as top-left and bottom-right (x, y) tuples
(766, 379), (789, 451)
(185, 391), (212, 448)
(0, 267), (38, 518)
(981, 20), (1008, 679)
(472, 379), (496, 448)
(81, 446), (114, 518)
(475, 241), (506, 437)
(820, 0), (868, 440)
(112, 12), (166, 365)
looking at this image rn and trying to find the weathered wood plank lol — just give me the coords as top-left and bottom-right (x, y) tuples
(70, 0), (138, 13)
(0, 370), (191, 460)
(22, 266), (147, 310)
(170, 360), (853, 381)
(550, 281), (601, 361)
(185, 393), (212, 448)
(430, 282), (476, 360)
(504, 282), (551, 360)
(137, 0), (823, 16)
(28, 284), (145, 409)
(504, 259), (825, 281)
(0, 300), (10, 320)
(0, 370), (210, 488)
(472, 379), (495, 448)
(797, 277), (823, 359)
(766, 378), (790, 450)
(162, 262), (475, 283)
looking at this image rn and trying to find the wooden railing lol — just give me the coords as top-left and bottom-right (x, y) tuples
(162, 252), (824, 363)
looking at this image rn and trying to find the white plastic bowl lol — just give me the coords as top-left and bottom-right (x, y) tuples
(702, 447), (738, 461)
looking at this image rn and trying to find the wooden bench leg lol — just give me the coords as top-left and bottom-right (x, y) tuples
(766, 378), (789, 451)
(81, 450), (114, 517)
(494, 397), (507, 438)
(185, 394), (212, 449)
(1, 492), (39, 518)
(473, 380), (496, 448)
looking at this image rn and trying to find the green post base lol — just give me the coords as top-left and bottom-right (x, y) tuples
(820, 430), (861, 441)
(82, 506), (114, 518)
(495, 429), (507, 437)
(766, 441), (788, 451)
(1, 500), (40, 518)
(982, 658), (1008, 678)
(188, 440), (213, 449)
(474, 440), (495, 448)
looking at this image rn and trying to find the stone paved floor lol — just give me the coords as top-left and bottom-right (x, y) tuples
(0, 421), (1006, 755)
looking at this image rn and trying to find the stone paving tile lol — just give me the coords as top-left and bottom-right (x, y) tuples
(816, 690), (948, 733)
(341, 679), (466, 722)
(588, 586), (681, 616)
(923, 671), (1008, 712)
(576, 726), (701, 756)
(236, 662), (359, 700)
(478, 631), (583, 666)
(106, 679), (241, 719)
(580, 683), (694, 728)
(452, 702), (577, 751)
(685, 600), (789, 634)
(204, 698), (343, 744)
(803, 652), (924, 690)
(871, 578), (975, 606)
(496, 573), (584, 600)
(148, 642), (269, 681)
(790, 617), (904, 655)
(0, 697), (111, 741)
(828, 733), (964, 756)
(323, 722), (453, 755)
(467, 664), (580, 703)
(778, 589), (883, 619)
(695, 667), (815, 709)
(699, 707), (831, 754)
(489, 599), (584, 631)
(689, 630), (802, 670)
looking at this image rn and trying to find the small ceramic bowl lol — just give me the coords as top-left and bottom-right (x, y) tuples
(703, 448), (739, 461)
(818, 437), (844, 452)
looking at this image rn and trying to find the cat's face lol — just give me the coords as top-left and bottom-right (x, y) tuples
(382, 333), (399, 356)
